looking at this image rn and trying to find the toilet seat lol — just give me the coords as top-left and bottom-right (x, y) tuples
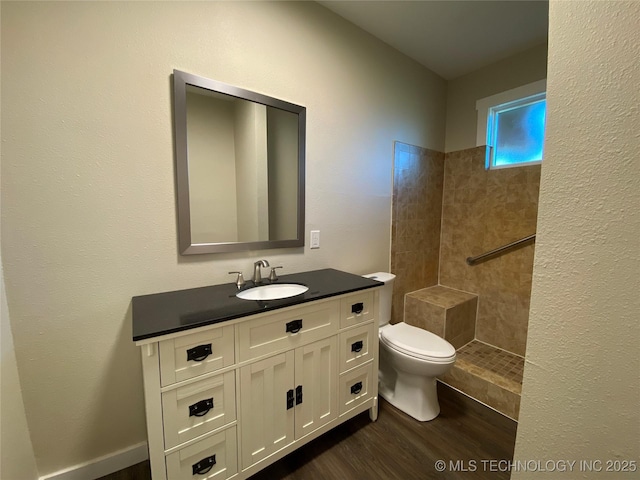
(380, 323), (456, 363)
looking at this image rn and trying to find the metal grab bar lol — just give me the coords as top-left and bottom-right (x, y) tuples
(466, 234), (536, 266)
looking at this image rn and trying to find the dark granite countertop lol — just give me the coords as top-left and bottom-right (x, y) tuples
(132, 268), (383, 342)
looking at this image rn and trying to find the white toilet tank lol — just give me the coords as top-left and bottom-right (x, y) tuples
(363, 272), (395, 327)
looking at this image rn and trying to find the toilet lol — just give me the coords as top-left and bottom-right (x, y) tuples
(364, 273), (456, 421)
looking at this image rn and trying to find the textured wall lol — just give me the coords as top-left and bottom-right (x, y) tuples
(439, 147), (540, 356)
(0, 1), (446, 475)
(390, 142), (444, 325)
(514, 0), (640, 472)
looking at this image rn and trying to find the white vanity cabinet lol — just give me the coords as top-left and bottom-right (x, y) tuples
(136, 288), (379, 480)
(239, 336), (338, 469)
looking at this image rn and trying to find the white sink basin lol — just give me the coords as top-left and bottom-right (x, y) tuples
(236, 283), (309, 301)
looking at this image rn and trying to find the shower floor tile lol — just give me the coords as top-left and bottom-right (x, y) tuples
(455, 340), (524, 394)
(441, 340), (524, 420)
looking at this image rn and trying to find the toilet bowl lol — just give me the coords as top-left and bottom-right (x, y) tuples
(378, 322), (456, 421)
(363, 272), (457, 422)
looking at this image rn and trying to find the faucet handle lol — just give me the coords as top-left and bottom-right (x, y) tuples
(228, 271), (245, 289)
(268, 266), (283, 282)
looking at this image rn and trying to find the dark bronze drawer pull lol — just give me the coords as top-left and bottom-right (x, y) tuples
(287, 389), (295, 409)
(286, 319), (303, 334)
(187, 344), (212, 362)
(192, 454), (216, 475)
(350, 381), (363, 395)
(296, 385), (303, 405)
(351, 302), (364, 315)
(351, 341), (364, 353)
(189, 398), (214, 417)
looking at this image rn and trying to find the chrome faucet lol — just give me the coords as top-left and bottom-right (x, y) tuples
(252, 259), (270, 284)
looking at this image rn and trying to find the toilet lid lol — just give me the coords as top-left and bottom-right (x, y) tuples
(380, 323), (456, 361)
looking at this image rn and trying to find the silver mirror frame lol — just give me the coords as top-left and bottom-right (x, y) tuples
(173, 69), (306, 254)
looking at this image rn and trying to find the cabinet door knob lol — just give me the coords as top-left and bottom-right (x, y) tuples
(351, 302), (364, 315)
(350, 381), (363, 395)
(186, 344), (212, 362)
(351, 341), (364, 353)
(192, 454), (216, 475)
(188, 398), (214, 417)
(295, 385), (303, 405)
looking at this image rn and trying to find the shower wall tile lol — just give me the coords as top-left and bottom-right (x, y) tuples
(404, 294), (446, 336)
(390, 142), (444, 325)
(409, 284), (476, 308)
(445, 300), (477, 349)
(439, 146), (540, 356)
(404, 286), (477, 350)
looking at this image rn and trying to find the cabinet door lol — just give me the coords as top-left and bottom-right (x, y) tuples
(239, 351), (295, 470)
(294, 337), (338, 438)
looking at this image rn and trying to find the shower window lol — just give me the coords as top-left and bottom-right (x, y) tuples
(476, 80), (547, 170)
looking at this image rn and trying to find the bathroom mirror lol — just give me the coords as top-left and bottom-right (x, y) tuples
(173, 69), (306, 254)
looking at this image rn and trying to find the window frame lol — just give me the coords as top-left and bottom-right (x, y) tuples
(476, 79), (547, 170)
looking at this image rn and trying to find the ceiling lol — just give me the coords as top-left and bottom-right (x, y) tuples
(319, 1), (549, 80)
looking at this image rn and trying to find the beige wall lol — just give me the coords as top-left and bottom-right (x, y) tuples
(1, 7), (39, 475)
(445, 43), (548, 153)
(514, 0), (640, 472)
(0, 1), (445, 475)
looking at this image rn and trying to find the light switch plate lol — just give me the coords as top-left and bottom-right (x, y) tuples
(310, 230), (320, 249)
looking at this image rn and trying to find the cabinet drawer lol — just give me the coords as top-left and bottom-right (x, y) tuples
(339, 323), (375, 373)
(340, 291), (375, 329)
(162, 371), (236, 449)
(339, 362), (374, 416)
(166, 427), (237, 480)
(159, 325), (234, 386)
(238, 301), (339, 362)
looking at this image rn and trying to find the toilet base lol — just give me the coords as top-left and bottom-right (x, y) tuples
(379, 370), (440, 421)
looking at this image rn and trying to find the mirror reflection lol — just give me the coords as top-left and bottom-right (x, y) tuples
(173, 70), (305, 254)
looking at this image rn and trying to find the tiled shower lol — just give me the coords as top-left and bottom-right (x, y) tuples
(390, 141), (541, 420)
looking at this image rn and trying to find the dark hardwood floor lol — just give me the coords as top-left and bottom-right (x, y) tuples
(97, 461), (151, 480)
(99, 384), (517, 480)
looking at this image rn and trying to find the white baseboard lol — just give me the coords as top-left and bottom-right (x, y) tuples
(39, 442), (148, 480)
